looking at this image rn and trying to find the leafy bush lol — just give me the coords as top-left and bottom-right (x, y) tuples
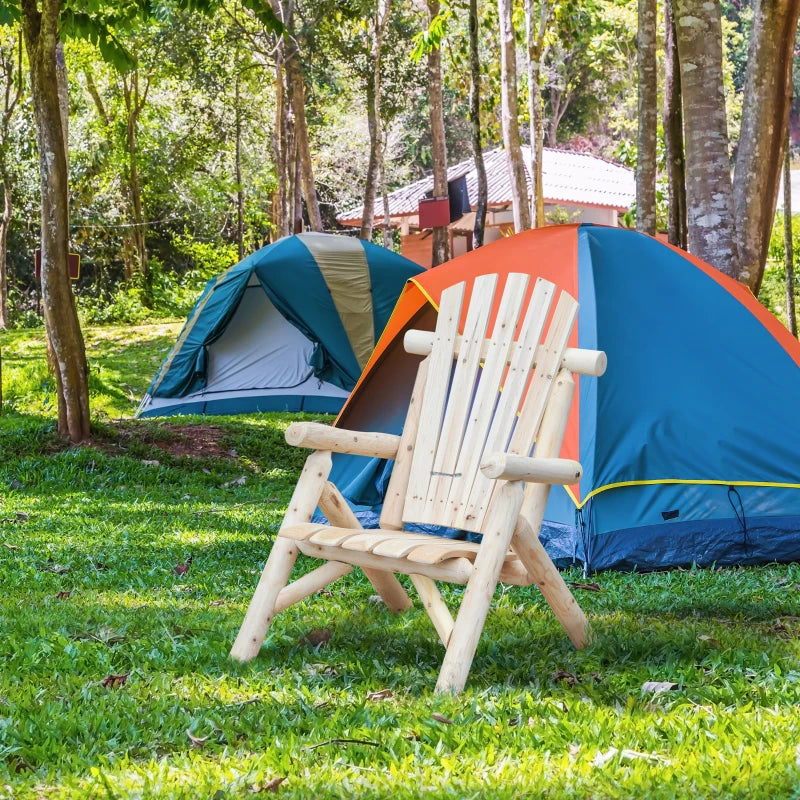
(761, 212), (800, 327)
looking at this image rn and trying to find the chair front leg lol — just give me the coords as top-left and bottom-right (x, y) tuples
(230, 450), (333, 662)
(435, 482), (524, 694)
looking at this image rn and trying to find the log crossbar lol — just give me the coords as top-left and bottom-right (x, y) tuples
(403, 329), (607, 377)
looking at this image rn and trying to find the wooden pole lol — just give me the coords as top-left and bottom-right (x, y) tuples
(435, 481), (524, 693)
(230, 449), (333, 662)
(513, 368), (590, 648)
(318, 482), (413, 613)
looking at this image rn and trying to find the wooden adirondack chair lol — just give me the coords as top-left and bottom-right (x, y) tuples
(230, 273), (607, 693)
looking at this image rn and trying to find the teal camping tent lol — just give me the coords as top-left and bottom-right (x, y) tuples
(138, 233), (423, 417)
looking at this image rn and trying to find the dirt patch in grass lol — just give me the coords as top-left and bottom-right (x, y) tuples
(91, 420), (235, 461)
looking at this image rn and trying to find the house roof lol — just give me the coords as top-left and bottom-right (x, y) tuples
(337, 146), (635, 225)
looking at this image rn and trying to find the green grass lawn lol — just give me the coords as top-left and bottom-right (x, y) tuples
(1, 324), (800, 798)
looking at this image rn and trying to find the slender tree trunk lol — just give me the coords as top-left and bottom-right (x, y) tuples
(673, 0), (737, 275)
(732, 0), (800, 293)
(284, 45), (322, 232)
(427, 0), (450, 265)
(235, 71), (244, 260)
(636, 0), (657, 235)
(361, 77), (379, 241)
(662, 0), (687, 249)
(526, 0), (547, 227)
(0, 180), (10, 329)
(0, 36), (22, 329)
(499, 0), (531, 231)
(22, 0), (90, 442)
(360, 0), (391, 242)
(784, 128), (797, 336)
(469, 0), (487, 246)
(547, 89), (572, 149)
(379, 130), (392, 248)
(122, 71), (150, 300)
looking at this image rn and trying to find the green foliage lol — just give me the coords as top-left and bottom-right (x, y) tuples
(759, 212), (800, 328)
(2, 324), (800, 797)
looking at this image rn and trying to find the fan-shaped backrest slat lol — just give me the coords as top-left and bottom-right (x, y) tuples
(402, 273), (579, 534)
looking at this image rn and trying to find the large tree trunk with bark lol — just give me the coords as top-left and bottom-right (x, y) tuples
(784, 129), (797, 337)
(427, 0), (450, 266)
(732, 0), (800, 293)
(662, 0), (686, 249)
(673, 0), (737, 275)
(635, 0), (657, 235)
(22, 0), (90, 443)
(526, 0), (548, 228)
(498, 0), (530, 232)
(469, 0), (488, 246)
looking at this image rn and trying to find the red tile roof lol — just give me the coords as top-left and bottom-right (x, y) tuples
(337, 146), (634, 224)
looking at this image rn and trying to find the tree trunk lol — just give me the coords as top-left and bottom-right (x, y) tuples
(526, 0), (547, 228)
(469, 0), (488, 246)
(0, 37), (21, 330)
(427, 0), (450, 265)
(662, 0), (687, 249)
(0, 180), (9, 329)
(732, 0), (800, 293)
(379, 130), (392, 248)
(22, 0), (90, 442)
(784, 128), (796, 337)
(360, 0), (391, 243)
(284, 45), (322, 232)
(361, 77), (378, 241)
(674, 0), (737, 275)
(499, 0), (531, 232)
(635, 0), (657, 235)
(235, 70), (244, 261)
(122, 71), (150, 300)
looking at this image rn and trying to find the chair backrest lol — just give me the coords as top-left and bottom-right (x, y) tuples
(401, 273), (578, 534)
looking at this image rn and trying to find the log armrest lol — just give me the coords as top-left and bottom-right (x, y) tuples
(285, 421), (401, 459)
(480, 453), (582, 484)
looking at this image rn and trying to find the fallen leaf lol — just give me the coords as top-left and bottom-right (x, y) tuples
(303, 628), (332, 648)
(368, 594), (384, 604)
(202, 468), (211, 474)
(698, 634), (720, 647)
(229, 449), (239, 457)
(513, 604), (525, 615)
(209, 599), (225, 607)
(222, 475), (246, 488)
(776, 577), (791, 586)
(3, 542), (20, 550)
(101, 673), (128, 689)
(10, 756), (33, 773)
(641, 680), (679, 694)
(431, 713), (453, 725)
(55, 591), (72, 600)
(174, 555), (194, 575)
(569, 581), (602, 592)
(568, 743), (581, 757)
(141, 459), (161, 467)
(249, 777), (286, 793)
(366, 689), (393, 701)
(552, 669), (579, 687)
(186, 729), (209, 747)
(15, 512), (29, 521)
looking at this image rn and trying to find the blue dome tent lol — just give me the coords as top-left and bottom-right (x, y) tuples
(138, 233), (423, 417)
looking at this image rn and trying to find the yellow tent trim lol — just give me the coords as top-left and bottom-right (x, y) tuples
(409, 277), (440, 312)
(570, 478), (800, 510)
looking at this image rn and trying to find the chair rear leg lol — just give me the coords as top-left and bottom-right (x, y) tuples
(230, 450), (333, 662)
(435, 483), (524, 694)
